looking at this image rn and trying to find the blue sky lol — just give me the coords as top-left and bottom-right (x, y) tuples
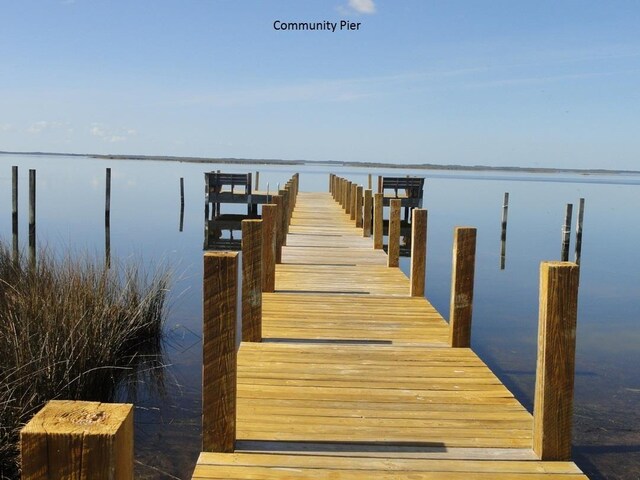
(1, 0), (639, 168)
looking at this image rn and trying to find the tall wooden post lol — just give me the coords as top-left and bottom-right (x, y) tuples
(561, 204), (573, 261)
(272, 194), (284, 264)
(345, 182), (352, 215)
(387, 199), (401, 267)
(242, 219), (263, 342)
(21, 400), (133, 479)
(574, 198), (585, 265)
(28, 169), (36, 268)
(373, 193), (384, 249)
(105, 168), (111, 268)
(279, 189), (289, 246)
(350, 184), (357, 222)
(368, 173), (372, 190)
(12, 166), (18, 262)
(533, 261), (580, 460)
(262, 204), (277, 293)
(255, 171), (260, 191)
(179, 177), (185, 232)
(500, 192), (509, 270)
(363, 189), (372, 237)
(355, 185), (363, 228)
(203, 251), (238, 452)
(448, 227), (477, 348)
(329, 173), (333, 194)
(410, 209), (428, 297)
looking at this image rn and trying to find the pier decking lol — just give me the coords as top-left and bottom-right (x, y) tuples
(193, 187), (588, 479)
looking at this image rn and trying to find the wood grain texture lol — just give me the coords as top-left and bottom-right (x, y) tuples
(355, 185), (364, 228)
(363, 189), (373, 237)
(21, 400), (133, 480)
(271, 195), (284, 264)
(242, 220), (263, 342)
(373, 193), (384, 249)
(533, 261), (580, 461)
(449, 227), (477, 348)
(387, 199), (401, 267)
(350, 183), (357, 221)
(410, 209), (428, 297)
(203, 251), (238, 452)
(261, 204), (277, 293)
(279, 189), (289, 246)
(345, 181), (352, 214)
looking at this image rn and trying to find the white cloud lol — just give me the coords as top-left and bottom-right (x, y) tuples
(343, 0), (376, 14)
(0, 123), (13, 132)
(27, 121), (67, 134)
(89, 123), (136, 143)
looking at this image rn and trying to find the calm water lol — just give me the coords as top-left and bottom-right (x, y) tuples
(1, 154), (639, 479)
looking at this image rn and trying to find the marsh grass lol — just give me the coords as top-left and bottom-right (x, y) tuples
(0, 242), (169, 478)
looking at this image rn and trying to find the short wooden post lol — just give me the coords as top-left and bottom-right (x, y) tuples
(21, 400), (133, 479)
(28, 169), (36, 268)
(448, 227), (477, 348)
(345, 182), (352, 215)
(203, 251), (238, 452)
(410, 209), (428, 297)
(561, 203), (573, 261)
(272, 195), (284, 263)
(363, 189), (372, 237)
(388, 199), (401, 267)
(533, 261), (580, 460)
(574, 198), (585, 265)
(12, 166), (18, 262)
(261, 204), (277, 292)
(355, 185), (363, 228)
(242, 219), (263, 342)
(350, 183), (357, 221)
(373, 193), (384, 249)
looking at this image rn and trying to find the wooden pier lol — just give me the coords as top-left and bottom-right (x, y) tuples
(20, 174), (587, 479)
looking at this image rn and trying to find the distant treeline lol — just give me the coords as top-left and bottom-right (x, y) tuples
(1, 150), (639, 175)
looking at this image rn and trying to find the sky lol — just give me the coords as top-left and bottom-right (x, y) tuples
(1, 0), (639, 169)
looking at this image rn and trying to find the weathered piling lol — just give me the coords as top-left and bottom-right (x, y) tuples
(533, 261), (580, 460)
(21, 400), (134, 480)
(105, 168), (111, 268)
(255, 171), (260, 191)
(355, 185), (364, 228)
(449, 227), (477, 348)
(350, 183), (357, 221)
(272, 194), (284, 263)
(203, 251), (238, 452)
(410, 209), (428, 297)
(387, 199), (401, 267)
(279, 189), (289, 246)
(500, 192), (509, 270)
(345, 181), (352, 215)
(561, 203), (573, 261)
(574, 198), (585, 265)
(179, 177), (185, 232)
(262, 204), (277, 292)
(368, 173), (372, 190)
(363, 189), (373, 237)
(12, 166), (18, 262)
(242, 219), (263, 342)
(373, 193), (384, 249)
(28, 169), (36, 268)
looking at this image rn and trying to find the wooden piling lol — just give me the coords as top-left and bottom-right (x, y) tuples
(28, 169), (36, 268)
(561, 203), (573, 261)
(500, 192), (509, 270)
(261, 204), (277, 292)
(105, 168), (111, 268)
(279, 189), (289, 246)
(12, 166), (18, 262)
(410, 209), (428, 297)
(179, 177), (185, 232)
(350, 184), (358, 221)
(272, 194), (284, 264)
(255, 171), (260, 191)
(21, 400), (133, 480)
(203, 251), (238, 452)
(363, 189), (372, 237)
(345, 182), (352, 215)
(574, 198), (585, 265)
(355, 185), (364, 228)
(533, 261), (580, 460)
(368, 173), (372, 190)
(387, 199), (401, 267)
(449, 227), (477, 348)
(373, 193), (384, 249)
(242, 220), (263, 342)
